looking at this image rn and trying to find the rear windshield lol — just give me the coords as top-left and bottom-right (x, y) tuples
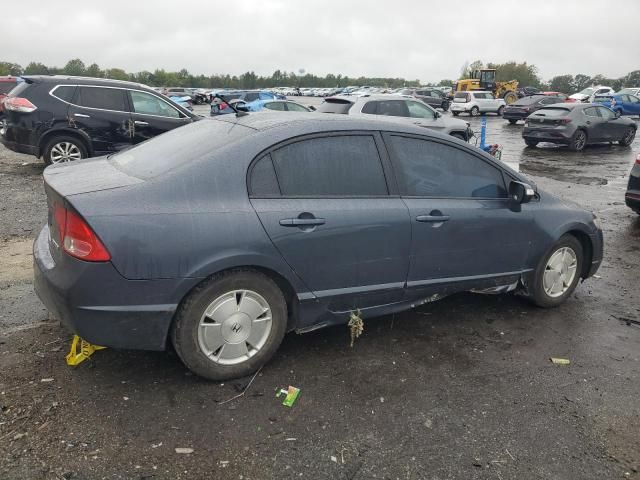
(6, 81), (28, 97)
(512, 96), (542, 106)
(110, 119), (252, 180)
(534, 107), (570, 117)
(315, 99), (353, 114)
(0, 81), (17, 95)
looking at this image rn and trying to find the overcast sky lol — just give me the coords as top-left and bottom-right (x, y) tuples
(5, 0), (640, 82)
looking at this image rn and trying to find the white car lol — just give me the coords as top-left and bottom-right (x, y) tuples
(618, 87), (640, 97)
(569, 85), (615, 102)
(450, 91), (506, 116)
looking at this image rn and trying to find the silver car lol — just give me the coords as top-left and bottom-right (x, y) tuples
(316, 94), (472, 141)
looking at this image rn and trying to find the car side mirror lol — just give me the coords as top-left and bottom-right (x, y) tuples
(307, 105), (316, 111)
(435, 111), (441, 118)
(236, 105), (249, 112)
(509, 180), (535, 204)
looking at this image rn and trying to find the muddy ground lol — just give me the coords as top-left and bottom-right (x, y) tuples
(0, 102), (639, 480)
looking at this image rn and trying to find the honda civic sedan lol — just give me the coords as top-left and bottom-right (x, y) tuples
(34, 113), (603, 380)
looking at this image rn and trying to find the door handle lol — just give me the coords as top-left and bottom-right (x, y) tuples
(279, 218), (326, 227)
(134, 120), (149, 126)
(416, 215), (450, 223)
(73, 113), (90, 118)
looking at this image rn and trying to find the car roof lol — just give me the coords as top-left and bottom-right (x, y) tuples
(21, 75), (150, 89)
(214, 111), (443, 137)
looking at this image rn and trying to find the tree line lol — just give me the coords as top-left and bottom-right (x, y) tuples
(1, 58), (639, 93)
(0, 59), (420, 89)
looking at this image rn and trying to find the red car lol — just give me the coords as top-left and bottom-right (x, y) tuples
(542, 91), (576, 103)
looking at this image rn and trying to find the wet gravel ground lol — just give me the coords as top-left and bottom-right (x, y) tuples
(0, 99), (639, 479)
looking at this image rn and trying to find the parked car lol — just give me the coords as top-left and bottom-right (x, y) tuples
(316, 95), (472, 140)
(396, 88), (450, 111)
(522, 103), (637, 151)
(210, 90), (285, 115)
(241, 99), (312, 112)
(593, 93), (640, 117)
(617, 87), (640, 97)
(569, 85), (615, 102)
(625, 153), (640, 214)
(450, 91), (506, 117)
(541, 91), (575, 102)
(0, 76), (198, 165)
(517, 86), (541, 98)
(33, 112), (603, 380)
(503, 95), (565, 124)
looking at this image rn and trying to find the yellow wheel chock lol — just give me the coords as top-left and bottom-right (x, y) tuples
(66, 335), (106, 366)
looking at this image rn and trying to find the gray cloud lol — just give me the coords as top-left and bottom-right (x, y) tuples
(5, 0), (640, 82)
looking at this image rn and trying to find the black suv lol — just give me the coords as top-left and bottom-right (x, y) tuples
(0, 76), (198, 164)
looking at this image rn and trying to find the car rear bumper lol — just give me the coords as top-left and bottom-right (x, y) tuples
(625, 190), (640, 212)
(0, 136), (38, 156)
(522, 128), (572, 143)
(33, 225), (182, 351)
(503, 111), (528, 120)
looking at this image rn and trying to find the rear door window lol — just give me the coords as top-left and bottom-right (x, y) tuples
(249, 155), (280, 196)
(376, 100), (409, 117)
(51, 85), (76, 103)
(77, 87), (127, 111)
(387, 135), (507, 198)
(270, 135), (388, 196)
(264, 101), (285, 111)
(584, 107), (601, 117)
(406, 101), (436, 119)
(285, 102), (308, 112)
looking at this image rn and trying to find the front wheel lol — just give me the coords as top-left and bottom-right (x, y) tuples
(527, 235), (583, 308)
(497, 106), (505, 116)
(568, 129), (587, 151)
(619, 127), (636, 146)
(524, 139), (538, 147)
(470, 106), (480, 117)
(171, 270), (287, 381)
(43, 136), (88, 165)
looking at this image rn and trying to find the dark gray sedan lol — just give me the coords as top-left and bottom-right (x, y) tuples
(523, 103), (637, 151)
(34, 113), (603, 380)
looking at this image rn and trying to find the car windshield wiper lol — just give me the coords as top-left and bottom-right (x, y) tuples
(214, 94), (248, 117)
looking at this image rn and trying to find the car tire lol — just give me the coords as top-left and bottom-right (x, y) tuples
(568, 129), (587, 152)
(525, 139), (538, 147)
(171, 270), (288, 381)
(470, 106), (480, 117)
(452, 112), (460, 116)
(497, 106), (505, 116)
(441, 102), (449, 112)
(508, 119), (518, 125)
(43, 136), (88, 165)
(527, 234), (583, 308)
(619, 127), (636, 146)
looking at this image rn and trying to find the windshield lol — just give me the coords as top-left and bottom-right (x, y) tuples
(0, 82), (17, 95)
(578, 88), (595, 96)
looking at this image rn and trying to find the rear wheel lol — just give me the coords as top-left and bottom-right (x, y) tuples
(470, 106), (480, 117)
(568, 129), (587, 151)
(441, 102), (449, 112)
(452, 111), (460, 116)
(171, 270), (287, 381)
(508, 119), (518, 125)
(525, 139), (538, 147)
(43, 136), (88, 165)
(527, 235), (583, 308)
(619, 127), (636, 146)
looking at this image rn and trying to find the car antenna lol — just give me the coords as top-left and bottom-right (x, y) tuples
(214, 93), (248, 117)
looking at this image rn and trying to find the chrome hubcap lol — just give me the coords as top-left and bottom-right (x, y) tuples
(575, 133), (586, 150)
(50, 142), (82, 163)
(543, 247), (578, 298)
(624, 129), (635, 143)
(198, 290), (272, 365)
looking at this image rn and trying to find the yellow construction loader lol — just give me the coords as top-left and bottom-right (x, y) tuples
(454, 69), (519, 104)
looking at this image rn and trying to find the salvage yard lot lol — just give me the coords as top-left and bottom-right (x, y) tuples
(1, 104), (639, 479)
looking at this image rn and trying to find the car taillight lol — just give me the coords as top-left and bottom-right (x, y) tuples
(636, 154), (640, 165)
(52, 204), (110, 261)
(4, 97), (37, 113)
(556, 118), (572, 125)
